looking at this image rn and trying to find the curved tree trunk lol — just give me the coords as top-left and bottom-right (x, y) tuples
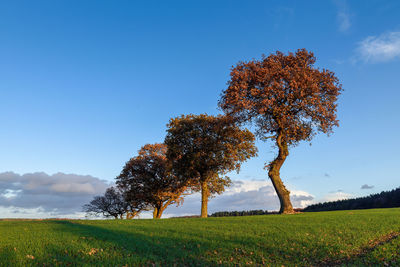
(268, 133), (294, 214)
(200, 180), (209, 218)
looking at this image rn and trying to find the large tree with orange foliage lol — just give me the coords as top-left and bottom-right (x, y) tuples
(219, 49), (342, 214)
(116, 143), (186, 219)
(165, 114), (257, 218)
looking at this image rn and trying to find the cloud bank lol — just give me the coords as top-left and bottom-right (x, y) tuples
(357, 31), (400, 62)
(0, 173), (316, 218)
(0, 172), (111, 217)
(1, 172), (356, 219)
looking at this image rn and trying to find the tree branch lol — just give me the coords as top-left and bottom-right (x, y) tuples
(261, 135), (276, 140)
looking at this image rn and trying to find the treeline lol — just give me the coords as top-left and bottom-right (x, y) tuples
(304, 187), (400, 212)
(83, 120), (257, 219)
(83, 49), (343, 218)
(210, 210), (269, 217)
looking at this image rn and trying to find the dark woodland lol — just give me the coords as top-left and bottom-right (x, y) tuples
(304, 188), (400, 212)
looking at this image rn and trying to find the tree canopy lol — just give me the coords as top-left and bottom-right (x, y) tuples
(165, 114), (257, 217)
(82, 187), (140, 219)
(219, 49), (342, 213)
(116, 143), (186, 219)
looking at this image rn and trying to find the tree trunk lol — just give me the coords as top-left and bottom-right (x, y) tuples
(156, 208), (162, 219)
(268, 132), (294, 214)
(153, 208), (159, 219)
(126, 211), (137, 219)
(153, 206), (163, 219)
(200, 180), (209, 218)
(156, 199), (173, 219)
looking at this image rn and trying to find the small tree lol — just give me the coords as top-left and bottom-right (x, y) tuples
(117, 143), (186, 219)
(219, 49), (342, 214)
(83, 187), (141, 219)
(165, 114), (257, 218)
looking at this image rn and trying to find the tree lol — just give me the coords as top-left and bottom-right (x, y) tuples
(219, 49), (342, 214)
(83, 187), (141, 219)
(116, 143), (186, 219)
(165, 114), (257, 218)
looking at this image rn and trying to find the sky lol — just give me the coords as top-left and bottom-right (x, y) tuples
(0, 0), (399, 218)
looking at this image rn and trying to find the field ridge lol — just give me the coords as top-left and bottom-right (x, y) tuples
(316, 231), (400, 266)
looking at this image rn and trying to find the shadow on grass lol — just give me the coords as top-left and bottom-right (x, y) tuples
(2, 218), (375, 266)
(31, 220), (305, 266)
(36, 220), (225, 266)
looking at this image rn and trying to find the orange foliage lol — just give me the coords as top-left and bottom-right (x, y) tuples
(219, 49), (342, 213)
(220, 49), (341, 145)
(165, 114), (257, 217)
(117, 143), (186, 219)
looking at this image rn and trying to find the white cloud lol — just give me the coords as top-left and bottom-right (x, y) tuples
(337, 11), (350, 32)
(163, 180), (314, 217)
(357, 31), (400, 62)
(320, 191), (352, 202)
(334, 0), (351, 32)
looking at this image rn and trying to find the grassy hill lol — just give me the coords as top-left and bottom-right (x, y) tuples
(1, 208), (399, 266)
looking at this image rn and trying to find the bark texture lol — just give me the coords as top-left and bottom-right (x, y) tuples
(200, 180), (209, 218)
(268, 132), (294, 214)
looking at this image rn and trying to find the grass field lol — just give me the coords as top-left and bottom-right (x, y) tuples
(1, 208), (399, 266)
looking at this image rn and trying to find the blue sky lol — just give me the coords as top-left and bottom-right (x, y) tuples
(0, 0), (399, 217)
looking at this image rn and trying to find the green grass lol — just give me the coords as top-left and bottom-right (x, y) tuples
(1, 208), (399, 266)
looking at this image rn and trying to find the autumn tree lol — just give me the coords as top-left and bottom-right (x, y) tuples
(116, 143), (187, 219)
(82, 186), (141, 219)
(219, 49), (342, 214)
(165, 114), (257, 218)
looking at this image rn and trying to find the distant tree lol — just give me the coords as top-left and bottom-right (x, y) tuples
(219, 49), (342, 214)
(165, 114), (257, 218)
(116, 143), (187, 219)
(304, 187), (400, 212)
(83, 187), (141, 219)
